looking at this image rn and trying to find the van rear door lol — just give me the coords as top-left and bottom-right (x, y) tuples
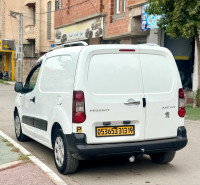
(77, 46), (145, 144)
(139, 47), (183, 140)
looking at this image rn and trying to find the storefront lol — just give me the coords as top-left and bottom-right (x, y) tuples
(55, 17), (104, 45)
(164, 36), (194, 89)
(0, 39), (15, 81)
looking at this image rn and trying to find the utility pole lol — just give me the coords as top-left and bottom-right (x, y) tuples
(10, 11), (23, 82)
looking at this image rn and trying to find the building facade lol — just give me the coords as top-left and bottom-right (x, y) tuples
(54, 0), (104, 45)
(0, 0), (55, 81)
(54, 0), (149, 44)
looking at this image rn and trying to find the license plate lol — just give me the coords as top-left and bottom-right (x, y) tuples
(96, 125), (135, 137)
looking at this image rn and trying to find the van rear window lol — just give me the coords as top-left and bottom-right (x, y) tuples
(88, 54), (143, 94)
(140, 54), (174, 94)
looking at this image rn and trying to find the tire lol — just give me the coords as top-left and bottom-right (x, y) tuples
(53, 129), (79, 174)
(14, 113), (28, 142)
(150, 151), (176, 164)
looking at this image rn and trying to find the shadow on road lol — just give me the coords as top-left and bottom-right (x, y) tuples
(72, 155), (176, 175)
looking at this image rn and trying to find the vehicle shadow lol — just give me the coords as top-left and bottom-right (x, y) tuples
(17, 139), (186, 185)
(65, 155), (183, 185)
(73, 155), (178, 175)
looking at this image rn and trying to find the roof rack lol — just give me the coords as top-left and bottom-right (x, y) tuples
(48, 41), (88, 52)
(140, 43), (160, 47)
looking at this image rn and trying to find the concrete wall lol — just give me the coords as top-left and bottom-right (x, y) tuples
(0, 0), (5, 39)
(147, 29), (164, 46)
(1, 0), (34, 44)
(23, 58), (37, 82)
(193, 40), (199, 91)
(40, 0), (55, 53)
(0, 0), (2, 37)
(0, 0), (55, 81)
(89, 38), (101, 45)
(0, 0), (55, 53)
(120, 38), (132, 44)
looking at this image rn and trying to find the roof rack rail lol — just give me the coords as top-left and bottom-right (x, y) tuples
(48, 41), (88, 52)
(140, 43), (160, 47)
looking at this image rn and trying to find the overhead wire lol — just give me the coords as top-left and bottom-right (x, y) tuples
(9, 11), (54, 50)
(23, 15), (52, 25)
(88, 0), (101, 15)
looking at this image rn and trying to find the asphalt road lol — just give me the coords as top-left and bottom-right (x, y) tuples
(0, 83), (200, 185)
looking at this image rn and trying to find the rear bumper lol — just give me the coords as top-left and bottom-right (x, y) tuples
(65, 126), (187, 160)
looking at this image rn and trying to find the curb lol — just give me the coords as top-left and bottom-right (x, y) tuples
(185, 120), (200, 124)
(7, 81), (15, 86)
(0, 130), (67, 185)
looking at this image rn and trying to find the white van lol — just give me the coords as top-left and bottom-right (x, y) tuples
(14, 42), (187, 174)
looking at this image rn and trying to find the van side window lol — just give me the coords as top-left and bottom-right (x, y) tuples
(24, 65), (41, 92)
(40, 55), (76, 92)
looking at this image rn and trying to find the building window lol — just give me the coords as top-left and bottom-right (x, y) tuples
(115, 0), (126, 14)
(55, 0), (62, 11)
(47, 1), (51, 40)
(116, 0), (120, 14)
(122, 0), (126, 12)
(23, 44), (35, 58)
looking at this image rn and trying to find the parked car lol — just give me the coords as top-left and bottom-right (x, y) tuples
(14, 42), (187, 174)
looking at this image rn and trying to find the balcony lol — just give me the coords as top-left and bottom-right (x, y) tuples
(25, 0), (36, 7)
(128, 0), (146, 7)
(128, 0), (149, 37)
(24, 25), (36, 40)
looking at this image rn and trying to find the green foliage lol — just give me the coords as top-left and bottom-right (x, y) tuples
(147, 0), (200, 38)
(2, 138), (8, 142)
(18, 154), (29, 161)
(0, 80), (9, 85)
(193, 88), (200, 107)
(186, 105), (200, 120)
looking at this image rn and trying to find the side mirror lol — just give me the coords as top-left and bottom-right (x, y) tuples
(14, 82), (24, 93)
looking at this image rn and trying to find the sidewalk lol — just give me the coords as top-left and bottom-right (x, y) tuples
(0, 131), (67, 185)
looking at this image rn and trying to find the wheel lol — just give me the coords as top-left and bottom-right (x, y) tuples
(150, 151), (176, 164)
(14, 113), (28, 141)
(53, 129), (79, 174)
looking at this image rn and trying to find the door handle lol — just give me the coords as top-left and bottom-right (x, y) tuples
(30, 97), (35, 103)
(124, 99), (140, 105)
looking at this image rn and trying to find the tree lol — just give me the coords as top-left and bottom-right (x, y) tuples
(147, 0), (200, 105)
(147, 0), (200, 39)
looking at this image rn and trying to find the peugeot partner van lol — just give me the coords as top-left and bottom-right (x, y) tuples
(14, 42), (187, 174)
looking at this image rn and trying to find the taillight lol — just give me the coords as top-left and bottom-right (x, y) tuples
(178, 88), (186, 117)
(72, 91), (86, 123)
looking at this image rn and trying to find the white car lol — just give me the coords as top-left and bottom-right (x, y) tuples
(14, 42), (187, 174)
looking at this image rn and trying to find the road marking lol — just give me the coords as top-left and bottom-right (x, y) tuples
(0, 160), (22, 171)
